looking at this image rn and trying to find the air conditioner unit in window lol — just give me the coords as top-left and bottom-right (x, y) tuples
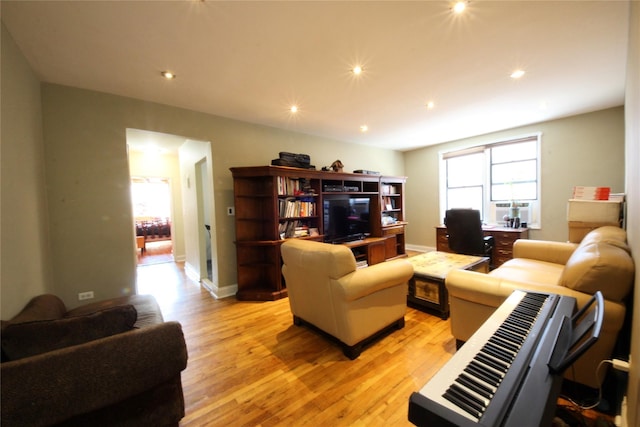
(490, 202), (531, 226)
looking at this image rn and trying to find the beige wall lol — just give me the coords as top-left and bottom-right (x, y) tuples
(0, 23), (53, 318)
(624, 1), (639, 425)
(128, 149), (185, 261)
(403, 107), (625, 250)
(33, 84), (404, 310)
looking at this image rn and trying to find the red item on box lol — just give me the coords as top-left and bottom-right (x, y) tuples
(572, 186), (611, 200)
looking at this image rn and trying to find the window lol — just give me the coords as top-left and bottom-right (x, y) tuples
(440, 134), (541, 228)
(445, 151), (485, 217)
(131, 177), (171, 219)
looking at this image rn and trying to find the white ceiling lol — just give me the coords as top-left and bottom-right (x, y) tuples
(2, 0), (630, 152)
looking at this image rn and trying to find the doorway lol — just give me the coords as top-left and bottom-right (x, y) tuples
(127, 128), (218, 295)
(196, 159), (213, 281)
(131, 177), (174, 266)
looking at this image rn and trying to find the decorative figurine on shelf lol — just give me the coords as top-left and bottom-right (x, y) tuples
(330, 160), (344, 172)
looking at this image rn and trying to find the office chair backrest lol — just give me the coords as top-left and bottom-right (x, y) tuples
(444, 209), (485, 255)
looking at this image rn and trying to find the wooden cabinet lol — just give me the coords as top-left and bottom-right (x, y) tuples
(435, 226), (529, 268)
(342, 237), (387, 267)
(230, 166), (408, 301)
(486, 228), (529, 267)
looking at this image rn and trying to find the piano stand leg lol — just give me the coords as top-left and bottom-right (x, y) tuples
(455, 339), (465, 350)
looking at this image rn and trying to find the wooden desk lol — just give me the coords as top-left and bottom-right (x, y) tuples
(407, 252), (489, 319)
(436, 225), (529, 268)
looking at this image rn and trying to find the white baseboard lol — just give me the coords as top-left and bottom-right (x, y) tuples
(201, 279), (237, 299)
(184, 262), (200, 283)
(184, 262), (236, 299)
(405, 244), (435, 253)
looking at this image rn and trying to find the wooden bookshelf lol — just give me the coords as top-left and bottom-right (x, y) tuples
(230, 166), (407, 301)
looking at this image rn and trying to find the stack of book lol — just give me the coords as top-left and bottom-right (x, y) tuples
(279, 221), (310, 239)
(278, 198), (316, 218)
(572, 186), (610, 200)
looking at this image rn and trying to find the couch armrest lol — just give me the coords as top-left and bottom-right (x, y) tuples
(446, 269), (627, 332)
(513, 239), (578, 264)
(334, 259), (414, 302)
(1, 321), (187, 427)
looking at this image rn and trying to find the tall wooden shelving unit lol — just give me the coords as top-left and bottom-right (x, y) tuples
(230, 166), (407, 301)
(380, 176), (408, 260)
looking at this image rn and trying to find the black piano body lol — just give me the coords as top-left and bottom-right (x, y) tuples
(408, 290), (603, 427)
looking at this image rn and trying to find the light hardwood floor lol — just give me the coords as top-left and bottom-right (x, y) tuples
(136, 261), (455, 426)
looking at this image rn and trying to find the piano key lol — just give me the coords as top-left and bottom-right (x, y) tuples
(449, 383), (488, 409)
(411, 291), (557, 424)
(442, 386), (484, 418)
(501, 320), (529, 335)
(489, 334), (520, 353)
(465, 362), (501, 387)
(456, 372), (495, 398)
(483, 341), (516, 363)
(494, 328), (524, 345)
(476, 352), (509, 372)
(470, 358), (504, 382)
(487, 335), (518, 350)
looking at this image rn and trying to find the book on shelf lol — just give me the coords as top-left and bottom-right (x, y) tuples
(279, 198), (316, 218)
(356, 260), (368, 269)
(277, 176), (314, 196)
(279, 220), (311, 239)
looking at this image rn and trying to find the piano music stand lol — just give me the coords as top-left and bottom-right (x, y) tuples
(548, 291), (604, 374)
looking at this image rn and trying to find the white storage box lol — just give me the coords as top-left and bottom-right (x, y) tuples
(567, 199), (621, 243)
(567, 199), (621, 222)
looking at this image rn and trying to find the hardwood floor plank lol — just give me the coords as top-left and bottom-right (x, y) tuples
(136, 262), (456, 426)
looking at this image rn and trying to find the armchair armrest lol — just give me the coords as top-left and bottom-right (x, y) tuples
(513, 239), (578, 265)
(1, 321), (187, 427)
(333, 259), (413, 302)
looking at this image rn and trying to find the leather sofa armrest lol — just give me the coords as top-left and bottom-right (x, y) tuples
(1, 321), (187, 427)
(333, 259), (414, 302)
(446, 269), (627, 332)
(513, 239), (579, 264)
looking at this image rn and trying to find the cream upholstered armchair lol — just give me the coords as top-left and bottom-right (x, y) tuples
(281, 239), (414, 359)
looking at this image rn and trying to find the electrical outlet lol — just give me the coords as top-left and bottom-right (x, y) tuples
(78, 291), (94, 301)
(227, 207), (235, 216)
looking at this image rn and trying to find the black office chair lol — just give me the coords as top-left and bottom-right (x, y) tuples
(444, 209), (494, 269)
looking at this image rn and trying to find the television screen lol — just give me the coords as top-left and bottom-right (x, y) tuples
(323, 196), (371, 243)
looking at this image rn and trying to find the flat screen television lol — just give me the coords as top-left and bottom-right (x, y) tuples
(323, 196), (371, 243)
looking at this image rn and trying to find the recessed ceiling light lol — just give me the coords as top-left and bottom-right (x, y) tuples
(352, 65), (363, 75)
(360, 125), (368, 132)
(452, 1), (467, 14)
(510, 69), (525, 79)
(426, 101), (435, 110)
(290, 105), (298, 113)
(161, 71), (176, 80)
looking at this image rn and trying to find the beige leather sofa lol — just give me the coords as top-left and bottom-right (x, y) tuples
(445, 226), (634, 389)
(281, 239), (414, 359)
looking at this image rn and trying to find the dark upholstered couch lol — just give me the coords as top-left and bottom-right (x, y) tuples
(1, 294), (188, 427)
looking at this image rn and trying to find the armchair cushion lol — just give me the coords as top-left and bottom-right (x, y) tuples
(1, 305), (137, 361)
